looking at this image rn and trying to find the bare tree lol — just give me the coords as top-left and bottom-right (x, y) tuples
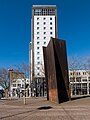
(84, 57), (90, 70)
(68, 56), (84, 70)
(15, 62), (29, 78)
(14, 63), (30, 99)
(87, 57), (90, 69)
(0, 68), (9, 97)
(81, 57), (90, 76)
(68, 56), (84, 96)
(31, 62), (46, 97)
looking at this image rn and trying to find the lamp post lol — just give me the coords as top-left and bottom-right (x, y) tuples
(24, 78), (26, 105)
(8, 69), (13, 99)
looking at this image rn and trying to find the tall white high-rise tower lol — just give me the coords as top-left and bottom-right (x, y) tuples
(30, 5), (58, 81)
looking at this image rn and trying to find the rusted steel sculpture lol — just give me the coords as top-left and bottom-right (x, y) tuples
(43, 38), (70, 103)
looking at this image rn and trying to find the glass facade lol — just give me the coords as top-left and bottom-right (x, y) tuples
(34, 8), (55, 16)
(69, 70), (90, 96)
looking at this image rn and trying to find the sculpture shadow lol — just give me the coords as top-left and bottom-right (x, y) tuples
(37, 106), (53, 110)
(71, 95), (90, 101)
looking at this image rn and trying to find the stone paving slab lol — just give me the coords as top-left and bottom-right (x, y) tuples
(0, 97), (90, 120)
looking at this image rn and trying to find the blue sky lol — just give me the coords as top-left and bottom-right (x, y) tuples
(0, 0), (90, 68)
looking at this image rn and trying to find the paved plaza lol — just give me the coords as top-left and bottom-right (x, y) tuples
(0, 96), (90, 120)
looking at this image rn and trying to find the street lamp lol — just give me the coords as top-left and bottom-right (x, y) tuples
(23, 78), (26, 105)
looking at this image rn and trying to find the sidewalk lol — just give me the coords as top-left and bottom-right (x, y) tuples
(0, 97), (90, 120)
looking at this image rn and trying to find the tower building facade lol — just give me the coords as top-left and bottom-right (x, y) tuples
(30, 5), (58, 83)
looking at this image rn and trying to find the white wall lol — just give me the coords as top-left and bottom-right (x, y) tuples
(34, 16), (55, 77)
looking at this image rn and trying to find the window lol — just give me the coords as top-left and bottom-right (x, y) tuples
(44, 32), (46, 34)
(13, 84), (16, 87)
(37, 52), (39, 54)
(37, 37), (39, 39)
(76, 72), (81, 75)
(83, 72), (86, 75)
(44, 42), (46, 44)
(82, 83), (87, 88)
(50, 36), (52, 39)
(37, 42), (39, 44)
(43, 17), (46, 20)
(50, 32), (52, 34)
(37, 73), (40, 76)
(37, 32), (39, 34)
(37, 22), (39, 25)
(88, 77), (90, 81)
(44, 27), (46, 30)
(88, 72), (90, 75)
(76, 72), (78, 75)
(37, 47), (39, 49)
(37, 62), (40, 64)
(37, 27), (39, 30)
(82, 79), (87, 82)
(70, 72), (73, 75)
(22, 84), (24, 88)
(37, 57), (39, 59)
(44, 37), (46, 39)
(50, 17), (52, 20)
(37, 17), (39, 20)
(50, 22), (52, 25)
(70, 77), (75, 82)
(18, 84), (21, 87)
(44, 22), (46, 25)
(50, 27), (52, 30)
(76, 77), (81, 82)
(76, 83), (81, 89)
(37, 67), (40, 70)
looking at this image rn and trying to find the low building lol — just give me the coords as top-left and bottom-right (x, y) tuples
(69, 70), (90, 96)
(10, 78), (30, 97)
(8, 69), (30, 97)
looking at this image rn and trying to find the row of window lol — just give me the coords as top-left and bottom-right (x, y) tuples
(37, 41), (46, 45)
(71, 83), (90, 95)
(34, 9), (55, 15)
(70, 77), (90, 82)
(37, 17), (52, 20)
(71, 83), (89, 91)
(37, 36), (46, 39)
(36, 31), (53, 35)
(37, 27), (52, 30)
(37, 22), (52, 25)
(36, 36), (52, 40)
(12, 84), (24, 88)
(70, 72), (90, 76)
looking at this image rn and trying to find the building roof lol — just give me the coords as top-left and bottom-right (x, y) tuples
(32, 5), (56, 9)
(33, 5), (56, 7)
